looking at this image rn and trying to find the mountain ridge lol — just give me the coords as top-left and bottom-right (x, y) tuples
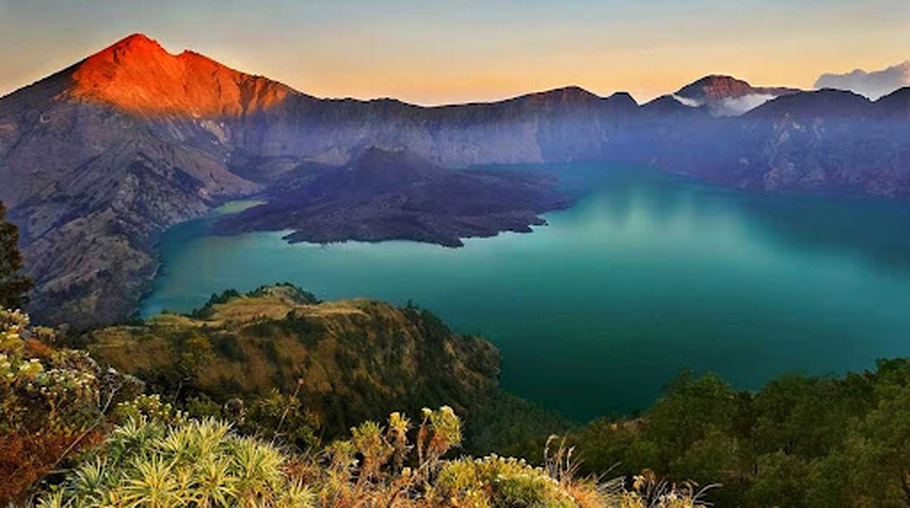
(84, 283), (505, 437)
(2, 33), (909, 328)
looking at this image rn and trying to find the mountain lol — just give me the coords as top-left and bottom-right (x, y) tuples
(675, 75), (799, 103)
(215, 147), (574, 247)
(746, 88), (872, 119)
(875, 87), (910, 120)
(0, 34), (643, 328)
(672, 75), (800, 116)
(2, 33), (909, 328)
(652, 89), (910, 196)
(0, 35), (267, 328)
(742, 90), (910, 195)
(68, 34), (292, 117)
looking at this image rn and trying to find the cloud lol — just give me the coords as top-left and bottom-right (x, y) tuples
(670, 93), (777, 116)
(814, 61), (910, 100)
(671, 94), (702, 108)
(716, 93), (777, 116)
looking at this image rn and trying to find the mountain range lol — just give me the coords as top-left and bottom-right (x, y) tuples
(1, 33), (909, 328)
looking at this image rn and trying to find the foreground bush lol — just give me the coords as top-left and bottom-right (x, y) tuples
(0, 309), (140, 503)
(37, 418), (312, 507)
(3, 307), (708, 507)
(36, 406), (707, 507)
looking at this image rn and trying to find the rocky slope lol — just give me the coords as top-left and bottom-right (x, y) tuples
(215, 147), (574, 247)
(1, 33), (908, 327)
(0, 36), (264, 327)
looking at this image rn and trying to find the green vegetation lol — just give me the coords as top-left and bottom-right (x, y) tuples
(188, 283), (320, 320)
(78, 285), (562, 451)
(0, 202), (33, 311)
(35, 404), (705, 508)
(0, 308), (142, 503)
(37, 416), (313, 507)
(561, 366), (910, 506)
(3, 306), (704, 507)
(13, 281), (910, 506)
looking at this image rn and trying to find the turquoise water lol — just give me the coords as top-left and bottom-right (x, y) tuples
(141, 164), (910, 421)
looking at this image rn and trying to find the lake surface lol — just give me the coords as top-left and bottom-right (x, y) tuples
(141, 164), (910, 421)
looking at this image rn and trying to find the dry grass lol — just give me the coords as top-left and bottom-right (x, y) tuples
(0, 430), (102, 505)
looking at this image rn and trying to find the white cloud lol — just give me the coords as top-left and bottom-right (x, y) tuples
(671, 93), (776, 116)
(671, 94), (702, 108)
(814, 61), (910, 100)
(716, 93), (777, 116)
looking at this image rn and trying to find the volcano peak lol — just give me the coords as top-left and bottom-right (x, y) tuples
(67, 33), (292, 117)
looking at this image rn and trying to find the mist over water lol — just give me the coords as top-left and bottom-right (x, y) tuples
(141, 164), (910, 421)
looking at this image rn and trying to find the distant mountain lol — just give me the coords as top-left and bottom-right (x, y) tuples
(215, 147), (574, 247)
(655, 89), (910, 196)
(672, 75), (800, 116)
(746, 88), (872, 119)
(875, 87), (910, 119)
(815, 61), (910, 100)
(641, 95), (706, 117)
(2, 33), (909, 328)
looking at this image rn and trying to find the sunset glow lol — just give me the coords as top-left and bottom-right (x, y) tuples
(1, 0), (908, 104)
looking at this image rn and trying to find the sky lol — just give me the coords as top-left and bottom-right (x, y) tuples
(1, 0), (908, 105)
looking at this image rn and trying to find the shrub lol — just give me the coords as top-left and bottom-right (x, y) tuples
(0, 309), (140, 504)
(433, 455), (576, 507)
(31, 405), (709, 508)
(37, 417), (314, 507)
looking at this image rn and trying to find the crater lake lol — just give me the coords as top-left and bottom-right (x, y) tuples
(140, 164), (910, 421)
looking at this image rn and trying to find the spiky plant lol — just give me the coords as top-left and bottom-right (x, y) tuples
(35, 407), (710, 508)
(37, 416), (313, 507)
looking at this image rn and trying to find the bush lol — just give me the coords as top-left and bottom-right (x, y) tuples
(37, 417), (313, 507)
(434, 455), (576, 508)
(30, 403), (709, 508)
(0, 309), (140, 504)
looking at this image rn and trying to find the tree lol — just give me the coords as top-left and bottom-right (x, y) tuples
(746, 451), (812, 508)
(752, 375), (849, 459)
(0, 202), (32, 310)
(838, 383), (910, 505)
(646, 372), (738, 458)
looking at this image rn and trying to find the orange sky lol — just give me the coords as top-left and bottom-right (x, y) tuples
(1, 0), (908, 104)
